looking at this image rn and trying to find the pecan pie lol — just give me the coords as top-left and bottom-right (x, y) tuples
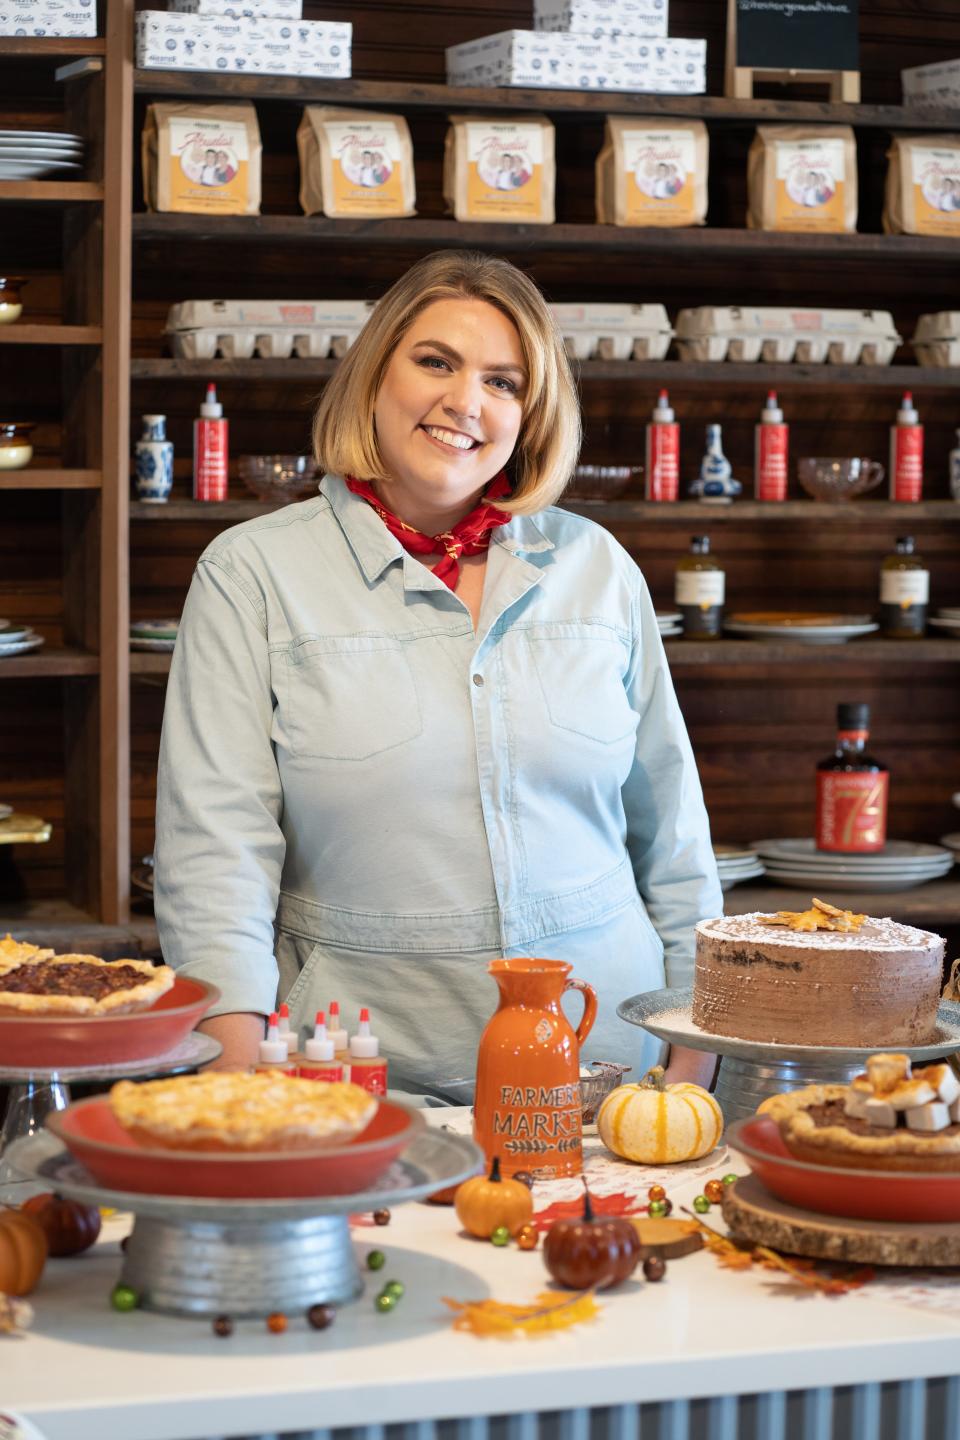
(0, 954), (175, 1016)
(109, 1072), (379, 1152)
(762, 1053), (960, 1173)
(0, 933), (54, 973)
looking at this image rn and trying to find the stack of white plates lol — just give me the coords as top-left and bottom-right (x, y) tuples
(752, 837), (954, 893)
(929, 608), (960, 636)
(130, 619), (178, 652)
(940, 833), (960, 865)
(0, 130), (84, 181)
(0, 620), (44, 657)
(656, 610), (682, 639)
(714, 844), (765, 891)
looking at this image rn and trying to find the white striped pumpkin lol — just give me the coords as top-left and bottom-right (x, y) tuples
(597, 1073), (723, 1165)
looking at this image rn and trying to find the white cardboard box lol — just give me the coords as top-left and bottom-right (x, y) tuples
(135, 10), (351, 75)
(167, 299), (373, 330)
(533, 0), (667, 40)
(901, 58), (960, 108)
(0, 0), (96, 35)
(170, 0), (304, 18)
(446, 30), (705, 92)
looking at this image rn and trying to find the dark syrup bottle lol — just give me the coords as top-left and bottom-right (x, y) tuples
(815, 702), (889, 853)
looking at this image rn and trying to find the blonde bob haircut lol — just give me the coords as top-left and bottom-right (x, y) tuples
(312, 250), (581, 515)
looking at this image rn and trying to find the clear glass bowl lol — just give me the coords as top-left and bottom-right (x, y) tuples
(566, 465), (642, 501)
(579, 1061), (632, 1123)
(797, 457), (885, 502)
(238, 454), (320, 503)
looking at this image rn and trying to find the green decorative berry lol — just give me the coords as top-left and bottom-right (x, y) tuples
(375, 1291), (397, 1312)
(722, 1173), (739, 1186)
(648, 1199), (668, 1219)
(692, 1195), (711, 1214)
(367, 1249), (386, 1271)
(490, 1225), (511, 1246)
(110, 1283), (139, 1313)
(383, 1279), (405, 1300)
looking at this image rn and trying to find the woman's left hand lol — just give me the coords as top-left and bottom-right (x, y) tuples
(662, 1043), (717, 1089)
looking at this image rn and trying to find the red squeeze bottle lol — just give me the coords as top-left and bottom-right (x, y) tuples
(193, 383), (228, 502)
(348, 1007), (388, 1096)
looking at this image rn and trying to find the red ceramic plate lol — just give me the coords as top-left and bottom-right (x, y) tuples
(0, 976), (219, 1069)
(47, 1095), (425, 1199)
(727, 1115), (960, 1224)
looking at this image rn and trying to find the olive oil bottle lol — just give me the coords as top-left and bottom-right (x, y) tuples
(675, 536), (724, 639)
(879, 535), (928, 638)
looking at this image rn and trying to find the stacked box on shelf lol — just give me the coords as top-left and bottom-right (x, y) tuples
(902, 59), (960, 109)
(533, 0), (668, 40)
(170, 0), (302, 16)
(913, 313), (960, 368)
(135, 9), (351, 77)
(674, 306), (901, 365)
(446, 31), (705, 93)
(165, 299), (373, 359)
(550, 302), (673, 359)
(0, 0), (97, 37)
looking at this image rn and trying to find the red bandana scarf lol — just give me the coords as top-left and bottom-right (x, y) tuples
(346, 473), (512, 590)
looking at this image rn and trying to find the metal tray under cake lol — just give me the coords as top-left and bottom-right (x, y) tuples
(618, 987), (960, 1066)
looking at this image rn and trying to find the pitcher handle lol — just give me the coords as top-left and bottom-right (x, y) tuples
(563, 976), (598, 1047)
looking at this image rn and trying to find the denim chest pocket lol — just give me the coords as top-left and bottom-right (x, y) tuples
(527, 634), (638, 744)
(279, 637), (422, 760)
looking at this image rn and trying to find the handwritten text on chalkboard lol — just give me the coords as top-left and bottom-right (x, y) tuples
(735, 0), (859, 72)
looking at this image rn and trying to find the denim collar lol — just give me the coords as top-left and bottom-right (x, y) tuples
(321, 473), (555, 586)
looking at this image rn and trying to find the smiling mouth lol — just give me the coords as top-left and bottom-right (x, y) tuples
(420, 424), (481, 453)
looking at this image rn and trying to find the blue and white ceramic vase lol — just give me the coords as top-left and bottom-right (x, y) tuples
(134, 414), (174, 503)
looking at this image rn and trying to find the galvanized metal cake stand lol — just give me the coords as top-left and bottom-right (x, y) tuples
(619, 987), (960, 1125)
(0, 1031), (222, 1187)
(8, 1126), (482, 1318)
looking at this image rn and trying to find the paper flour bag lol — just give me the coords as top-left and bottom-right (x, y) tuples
(443, 114), (555, 224)
(884, 133), (960, 236)
(298, 106), (416, 217)
(595, 117), (708, 227)
(142, 102), (261, 215)
(747, 125), (857, 233)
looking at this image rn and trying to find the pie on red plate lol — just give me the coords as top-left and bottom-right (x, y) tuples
(0, 953), (175, 1016)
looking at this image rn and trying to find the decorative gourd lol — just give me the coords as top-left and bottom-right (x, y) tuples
(0, 1207), (48, 1296)
(454, 1156), (534, 1238)
(543, 1182), (641, 1290)
(597, 1067), (723, 1165)
(22, 1193), (102, 1257)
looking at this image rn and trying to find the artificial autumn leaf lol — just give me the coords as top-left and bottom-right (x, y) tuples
(683, 1210), (874, 1296)
(443, 1289), (600, 1337)
(532, 1190), (646, 1233)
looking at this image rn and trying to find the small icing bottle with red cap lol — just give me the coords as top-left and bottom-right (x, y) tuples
(255, 1012), (297, 1074)
(298, 1011), (345, 1082)
(890, 391), (923, 502)
(277, 1002), (298, 1058)
(754, 391), (788, 501)
(644, 389), (680, 502)
(327, 1000), (350, 1066)
(348, 1007), (387, 1095)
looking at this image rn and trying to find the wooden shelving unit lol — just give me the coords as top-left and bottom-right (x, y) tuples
(0, 470), (101, 489)
(0, 324), (103, 345)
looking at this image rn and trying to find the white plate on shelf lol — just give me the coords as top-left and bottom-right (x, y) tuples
(0, 159), (83, 179)
(0, 144), (84, 160)
(0, 129), (83, 143)
(755, 867), (951, 893)
(929, 617), (960, 634)
(752, 838), (952, 867)
(129, 637), (176, 652)
(719, 865), (766, 890)
(0, 635), (45, 657)
(130, 619), (179, 640)
(725, 619), (879, 644)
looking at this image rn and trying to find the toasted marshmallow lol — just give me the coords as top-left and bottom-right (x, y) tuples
(887, 1078), (937, 1112)
(950, 1095), (960, 1124)
(918, 1063), (960, 1107)
(844, 1086), (872, 1120)
(905, 1101), (950, 1133)
(863, 1097), (897, 1128)
(866, 1053), (911, 1094)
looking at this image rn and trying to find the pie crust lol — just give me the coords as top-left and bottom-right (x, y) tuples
(0, 954), (175, 1016)
(109, 1072), (379, 1152)
(762, 1084), (960, 1173)
(0, 933), (54, 973)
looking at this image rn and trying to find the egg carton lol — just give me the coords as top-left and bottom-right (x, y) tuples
(912, 312), (960, 368)
(166, 298), (373, 330)
(674, 306), (901, 366)
(550, 301), (673, 361)
(168, 327), (363, 360)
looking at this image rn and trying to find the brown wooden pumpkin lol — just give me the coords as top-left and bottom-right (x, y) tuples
(455, 1156), (534, 1239)
(597, 1067), (723, 1165)
(0, 1207), (48, 1296)
(543, 1183), (641, 1290)
(22, 1193), (102, 1257)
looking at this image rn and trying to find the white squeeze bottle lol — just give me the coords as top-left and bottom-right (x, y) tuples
(644, 389), (680, 502)
(754, 390), (788, 501)
(890, 391), (923, 502)
(298, 1011), (346, 1083)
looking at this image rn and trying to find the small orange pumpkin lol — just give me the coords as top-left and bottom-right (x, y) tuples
(455, 1156), (534, 1239)
(22, 1194), (102, 1257)
(0, 1207), (48, 1296)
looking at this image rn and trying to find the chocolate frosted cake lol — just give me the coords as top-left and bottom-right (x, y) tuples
(692, 908), (945, 1047)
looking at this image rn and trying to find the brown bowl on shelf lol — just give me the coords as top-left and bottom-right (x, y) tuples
(797, 457), (885, 502)
(0, 276), (26, 326)
(566, 465), (642, 501)
(238, 454), (320, 503)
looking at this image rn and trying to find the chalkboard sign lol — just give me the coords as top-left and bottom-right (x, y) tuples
(734, 0), (859, 73)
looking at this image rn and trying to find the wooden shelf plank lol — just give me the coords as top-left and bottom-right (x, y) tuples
(664, 639), (960, 665)
(130, 651), (174, 675)
(0, 470), (101, 489)
(0, 324), (102, 345)
(129, 356), (960, 393)
(0, 180), (102, 202)
(130, 215), (960, 263)
(0, 37), (104, 56)
(724, 877), (960, 925)
(129, 498), (960, 524)
(0, 648), (98, 677)
(131, 71), (960, 132)
(0, 898), (157, 957)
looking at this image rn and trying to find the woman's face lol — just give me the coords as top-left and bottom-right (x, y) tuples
(373, 297), (527, 524)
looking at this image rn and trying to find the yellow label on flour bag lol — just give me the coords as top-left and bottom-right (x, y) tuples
(884, 134), (960, 236)
(298, 106), (416, 218)
(142, 102), (261, 216)
(444, 116), (555, 224)
(748, 125), (857, 234)
(595, 118), (708, 228)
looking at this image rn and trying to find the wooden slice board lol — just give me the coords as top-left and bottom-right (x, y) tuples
(630, 1216), (703, 1259)
(723, 1174), (960, 1267)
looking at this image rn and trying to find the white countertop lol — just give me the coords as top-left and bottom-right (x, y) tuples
(6, 1111), (960, 1440)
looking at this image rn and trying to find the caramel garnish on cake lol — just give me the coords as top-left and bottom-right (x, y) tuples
(755, 897), (866, 933)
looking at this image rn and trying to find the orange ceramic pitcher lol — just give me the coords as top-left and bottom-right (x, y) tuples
(473, 958), (598, 1180)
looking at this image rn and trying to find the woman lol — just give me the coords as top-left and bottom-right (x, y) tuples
(155, 250), (722, 1099)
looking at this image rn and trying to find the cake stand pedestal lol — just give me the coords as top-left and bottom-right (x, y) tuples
(0, 1031), (222, 1193)
(7, 1126), (482, 1318)
(618, 987), (960, 1125)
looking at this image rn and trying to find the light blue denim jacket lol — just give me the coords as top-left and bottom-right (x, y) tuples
(155, 474), (722, 1099)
